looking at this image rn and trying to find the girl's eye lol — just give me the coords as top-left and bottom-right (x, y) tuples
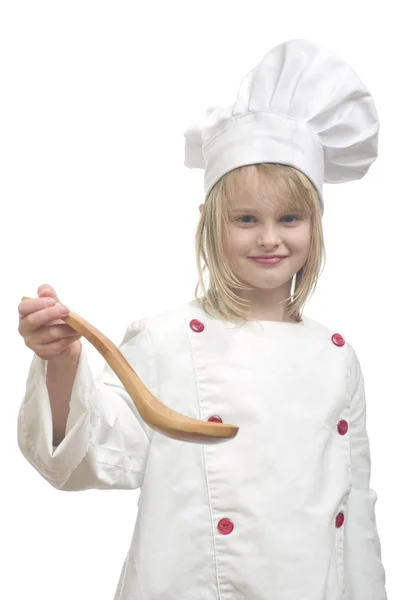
(236, 215), (299, 224)
(281, 215), (299, 223)
(236, 215), (257, 223)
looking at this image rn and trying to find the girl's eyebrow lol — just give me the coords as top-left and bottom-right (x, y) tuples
(230, 207), (263, 213)
(230, 206), (294, 213)
(229, 206), (300, 213)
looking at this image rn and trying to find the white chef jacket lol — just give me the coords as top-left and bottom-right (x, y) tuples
(17, 298), (388, 600)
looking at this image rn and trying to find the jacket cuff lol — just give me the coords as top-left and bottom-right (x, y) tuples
(17, 344), (98, 487)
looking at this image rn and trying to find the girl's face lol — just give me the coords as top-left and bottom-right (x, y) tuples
(221, 174), (311, 293)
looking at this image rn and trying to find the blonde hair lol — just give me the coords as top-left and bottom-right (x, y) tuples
(194, 163), (326, 324)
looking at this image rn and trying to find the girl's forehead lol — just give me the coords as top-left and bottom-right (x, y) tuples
(228, 189), (278, 209)
(226, 167), (286, 208)
(226, 179), (292, 212)
(223, 165), (307, 215)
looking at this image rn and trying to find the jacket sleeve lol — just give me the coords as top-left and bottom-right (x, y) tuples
(17, 319), (156, 492)
(344, 348), (388, 599)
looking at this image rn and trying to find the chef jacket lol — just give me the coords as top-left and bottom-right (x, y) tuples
(17, 298), (388, 599)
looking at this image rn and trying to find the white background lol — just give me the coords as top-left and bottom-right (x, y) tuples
(1, 1), (394, 598)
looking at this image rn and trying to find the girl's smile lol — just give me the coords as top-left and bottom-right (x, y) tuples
(248, 256), (287, 265)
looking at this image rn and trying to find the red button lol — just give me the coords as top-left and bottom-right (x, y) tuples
(337, 420), (348, 435)
(208, 415), (223, 423)
(331, 333), (345, 347)
(218, 518), (234, 535)
(190, 319), (205, 332)
(335, 512), (345, 528)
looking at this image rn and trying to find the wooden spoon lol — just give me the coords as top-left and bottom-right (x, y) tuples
(21, 297), (239, 444)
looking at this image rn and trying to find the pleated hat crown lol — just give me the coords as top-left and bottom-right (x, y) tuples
(184, 39), (380, 215)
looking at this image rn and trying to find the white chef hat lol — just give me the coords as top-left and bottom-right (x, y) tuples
(184, 39), (380, 215)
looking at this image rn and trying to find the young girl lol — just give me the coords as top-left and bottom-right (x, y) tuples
(17, 39), (387, 599)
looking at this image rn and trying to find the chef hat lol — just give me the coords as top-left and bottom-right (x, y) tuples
(184, 39), (379, 215)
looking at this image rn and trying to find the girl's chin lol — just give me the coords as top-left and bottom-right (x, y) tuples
(239, 277), (292, 290)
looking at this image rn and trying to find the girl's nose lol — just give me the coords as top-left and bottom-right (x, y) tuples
(256, 226), (281, 247)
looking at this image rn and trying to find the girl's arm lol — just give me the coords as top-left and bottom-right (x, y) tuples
(344, 350), (388, 599)
(17, 320), (155, 491)
(46, 346), (82, 447)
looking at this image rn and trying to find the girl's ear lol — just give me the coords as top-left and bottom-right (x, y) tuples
(199, 203), (205, 214)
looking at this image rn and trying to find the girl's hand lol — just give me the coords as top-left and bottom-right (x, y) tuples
(18, 284), (82, 361)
